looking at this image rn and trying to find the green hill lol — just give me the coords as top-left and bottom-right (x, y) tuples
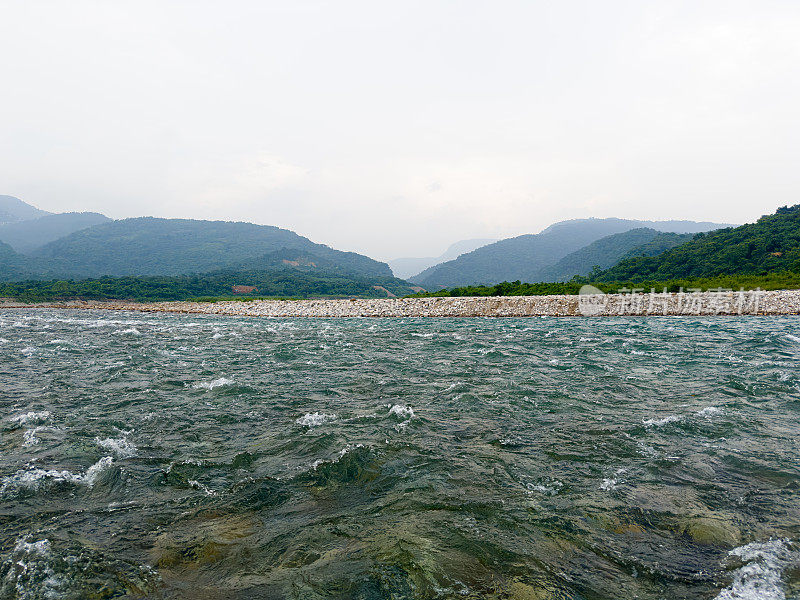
(411, 218), (730, 288)
(537, 228), (693, 281)
(30, 217), (391, 279)
(0, 212), (110, 254)
(616, 231), (696, 261)
(0, 241), (37, 281)
(595, 205), (800, 282)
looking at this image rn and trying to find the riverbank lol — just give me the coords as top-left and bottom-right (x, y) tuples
(3, 288), (800, 316)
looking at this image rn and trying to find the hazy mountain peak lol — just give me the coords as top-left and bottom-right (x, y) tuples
(411, 217), (734, 288)
(0, 195), (51, 224)
(389, 238), (497, 279)
(0, 211), (110, 254)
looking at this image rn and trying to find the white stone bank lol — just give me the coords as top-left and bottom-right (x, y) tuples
(13, 289), (800, 317)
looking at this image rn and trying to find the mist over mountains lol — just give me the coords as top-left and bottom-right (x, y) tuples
(0, 194), (752, 299)
(0, 212), (110, 254)
(0, 195), (51, 224)
(409, 218), (733, 288)
(389, 239), (496, 279)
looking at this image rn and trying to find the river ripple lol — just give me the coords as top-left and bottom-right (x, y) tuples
(1, 309), (799, 599)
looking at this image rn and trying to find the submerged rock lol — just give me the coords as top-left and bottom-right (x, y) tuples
(681, 515), (741, 547)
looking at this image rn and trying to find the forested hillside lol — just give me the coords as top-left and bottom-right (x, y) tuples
(537, 228), (693, 281)
(0, 269), (417, 302)
(595, 205), (800, 282)
(411, 218), (728, 287)
(0, 241), (32, 281)
(30, 217), (392, 278)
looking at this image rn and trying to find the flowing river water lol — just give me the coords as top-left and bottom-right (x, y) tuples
(0, 309), (799, 599)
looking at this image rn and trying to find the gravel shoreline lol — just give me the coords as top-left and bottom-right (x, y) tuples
(3, 289), (800, 317)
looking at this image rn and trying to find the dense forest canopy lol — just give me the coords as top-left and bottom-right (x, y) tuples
(594, 205), (800, 282)
(29, 217), (391, 279)
(0, 269), (418, 303)
(536, 228), (693, 282)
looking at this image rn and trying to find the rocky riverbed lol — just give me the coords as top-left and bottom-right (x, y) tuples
(7, 288), (800, 317)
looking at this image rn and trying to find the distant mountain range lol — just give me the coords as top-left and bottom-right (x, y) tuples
(3, 194), (774, 300)
(388, 238), (496, 279)
(410, 218), (734, 288)
(0, 197), (394, 287)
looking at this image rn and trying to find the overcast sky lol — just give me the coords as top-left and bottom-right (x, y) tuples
(1, 1), (798, 259)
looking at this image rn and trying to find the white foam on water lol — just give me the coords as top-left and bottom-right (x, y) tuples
(0, 337), (10, 343)
(20, 346), (37, 355)
(9, 314), (157, 328)
(22, 426), (49, 446)
(192, 377), (234, 390)
(79, 456), (114, 486)
(388, 405), (414, 419)
(643, 415), (683, 428)
(600, 478), (617, 491)
(95, 436), (137, 458)
(13, 538), (52, 556)
(1, 456), (114, 494)
(785, 334), (800, 343)
(698, 406), (724, 418)
(6, 537), (71, 600)
(600, 468), (627, 491)
(715, 539), (795, 600)
(188, 479), (217, 496)
(9, 411), (51, 427)
(113, 327), (141, 336)
(310, 443), (365, 470)
(527, 480), (563, 496)
(637, 442), (660, 458)
(296, 412), (337, 427)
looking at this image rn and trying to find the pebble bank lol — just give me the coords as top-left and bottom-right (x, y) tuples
(5, 289), (800, 317)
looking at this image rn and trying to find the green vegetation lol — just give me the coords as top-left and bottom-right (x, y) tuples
(410, 218), (729, 288)
(412, 206), (800, 297)
(0, 241), (32, 280)
(411, 271), (800, 298)
(25, 217), (391, 279)
(0, 269), (418, 303)
(537, 228), (693, 281)
(595, 205), (800, 282)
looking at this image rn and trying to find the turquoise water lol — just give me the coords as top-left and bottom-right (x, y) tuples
(1, 309), (799, 599)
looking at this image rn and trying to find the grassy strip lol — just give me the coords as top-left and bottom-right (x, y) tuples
(409, 271), (800, 297)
